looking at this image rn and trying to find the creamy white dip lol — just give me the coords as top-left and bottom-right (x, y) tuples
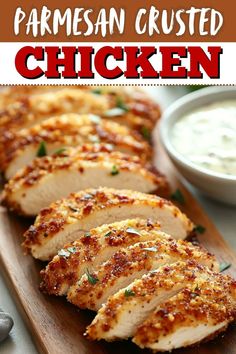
(171, 100), (236, 176)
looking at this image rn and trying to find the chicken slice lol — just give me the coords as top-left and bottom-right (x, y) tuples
(0, 87), (160, 138)
(68, 239), (218, 311)
(3, 146), (166, 215)
(86, 86), (161, 136)
(85, 260), (215, 341)
(0, 89), (109, 136)
(1, 113), (151, 179)
(0, 85), (77, 109)
(22, 187), (194, 261)
(39, 219), (164, 296)
(133, 273), (236, 351)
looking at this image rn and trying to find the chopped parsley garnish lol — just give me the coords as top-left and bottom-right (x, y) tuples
(86, 268), (99, 285)
(171, 189), (185, 205)
(124, 289), (135, 297)
(53, 147), (67, 155)
(84, 232), (91, 237)
(141, 126), (151, 141)
(111, 165), (119, 176)
(116, 97), (129, 112)
(193, 225), (206, 234)
(67, 246), (77, 254)
(92, 88), (102, 95)
(104, 107), (126, 116)
(143, 247), (157, 252)
(104, 231), (112, 237)
(126, 227), (141, 236)
(190, 291), (199, 298)
(89, 114), (101, 124)
(36, 141), (47, 157)
(69, 206), (79, 213)
(219, 263), (231, 272)
(58, 249), (70, 258)
(83, 193), (93, 200)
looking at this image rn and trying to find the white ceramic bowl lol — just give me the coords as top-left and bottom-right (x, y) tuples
(160, 86), (236, 205)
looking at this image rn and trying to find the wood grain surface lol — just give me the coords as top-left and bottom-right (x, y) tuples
(0, 130), (235, 354)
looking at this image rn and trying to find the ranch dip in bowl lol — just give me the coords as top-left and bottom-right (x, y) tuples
(160, 87), (236, 205)
(171, 100), (236, 177)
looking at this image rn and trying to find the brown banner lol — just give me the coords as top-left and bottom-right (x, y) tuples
(0, 0), (235, 42)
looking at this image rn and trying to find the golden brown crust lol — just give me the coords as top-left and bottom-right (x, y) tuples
(0, 86), (76, 109)
(133, 274), (236, 349)
(22, 187), (193, 250)
(39, 219), (162, 296)
(0, 89), (109, 137)
(0, 87), (160, 138)
(85, 260), (212, 340)
(2, 145), (166, 212)
(0, 113), (152, 171)
(68, 238), (218, 310)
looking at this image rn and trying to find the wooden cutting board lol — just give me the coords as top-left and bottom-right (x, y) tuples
(0, 132), (236, 354)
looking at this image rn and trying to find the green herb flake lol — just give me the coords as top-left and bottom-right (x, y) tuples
(92, 88), (102, 95)
(171, 189), (185, 205)
(36, 141), (47, 157)
(143, 247), (157, 252)
(124, 289), (135, 297)
(116, 97), (129, 112)
(104, 107), (126, 117)
(219, 263), (231, 272)
(83, 193), (93, 200)
(126, 227), (141, 236)
(193, 225), (206, 234)
(67, 246), (77, 254)
(58, 249), (70, 258)
(69, 206), (79, 213)
(84, 232), (91, 238)
(190, 291), (199, 298)
(141, 126), (151, 141)
(89, 114), (101, 124)
(104, 231), (112, 237)
(150, 269), (159, 274)
(111, 165), (119, 176)
(53, 147), (67, 155)
(86, 268), (99, 285)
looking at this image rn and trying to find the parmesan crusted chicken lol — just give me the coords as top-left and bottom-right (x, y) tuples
(39, 219), (163, 296)
(68, 239), (218, 311)
(133, 273), (236, 351)
(0, 85), (75, 109)
(3, 146), (166, 215)
(1, 114), (151, 179)
(0, 87), (160, 137)
(85, 261), (228, 341)
(22, 188), (194, 260)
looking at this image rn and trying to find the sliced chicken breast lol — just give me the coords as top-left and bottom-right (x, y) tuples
(0, 89), (109, 137)
(3, 146), (166, 215)
(39, 219), (164, 296)
(133, 273), (236, 351)
(85, 261), (214, 341)
(86, 86), (161, 137)
(22, 187), (194, 261)
(68, 239), (218, 311)
(1, 113), (151, 178)
(0, 87), (160, 138)
(0, 85), (77, 109)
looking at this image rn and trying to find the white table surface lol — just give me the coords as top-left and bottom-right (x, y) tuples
(1, 87), (236, 354)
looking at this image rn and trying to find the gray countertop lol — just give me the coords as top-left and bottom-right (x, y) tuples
(1, 87), (236, 354)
